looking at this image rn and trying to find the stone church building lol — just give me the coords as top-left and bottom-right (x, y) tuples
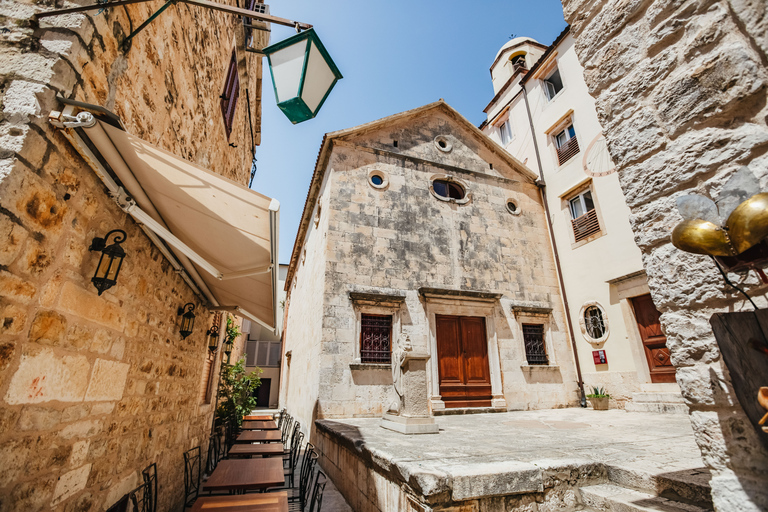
(280, 101), (580, 428)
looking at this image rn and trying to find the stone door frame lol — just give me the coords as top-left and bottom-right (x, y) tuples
(423, 295), (506, 412)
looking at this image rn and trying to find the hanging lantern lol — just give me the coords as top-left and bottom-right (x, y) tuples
(207, 325), (220, 351)
(263, 28), (343, 124)
(89, 229), (127, 296)
(224, 337), (233, 357)
(178, 303), (196, 339)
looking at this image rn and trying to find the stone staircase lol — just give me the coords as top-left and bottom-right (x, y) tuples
(624, 384), (689, 414)
(579, 466), (713, 512)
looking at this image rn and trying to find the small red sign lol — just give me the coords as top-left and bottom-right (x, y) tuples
(592, 350), (607, 365)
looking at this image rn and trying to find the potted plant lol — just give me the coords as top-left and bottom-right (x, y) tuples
(586, 386), (610, 410)
(216, 356), (262, 427)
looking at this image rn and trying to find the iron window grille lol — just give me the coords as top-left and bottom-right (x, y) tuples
(360, 314), (392, 363)
(584, 306), (606, 339)
(522, 324), (548, 365)
(220, 50), (240, 139)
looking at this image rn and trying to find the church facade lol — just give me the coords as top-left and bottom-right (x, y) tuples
(280, 101), (580, 429)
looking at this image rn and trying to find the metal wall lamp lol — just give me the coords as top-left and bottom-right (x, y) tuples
(89, 229), (127, 296)
(33, 1), (341, 124)
(178, 303), (196, 339)
(207, 324), (220, 351)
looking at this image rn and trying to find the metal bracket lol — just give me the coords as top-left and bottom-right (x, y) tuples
(49, 111), (97, 129)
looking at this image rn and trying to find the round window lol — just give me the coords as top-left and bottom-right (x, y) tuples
(584, 306), (606, 340)
(506, 200), (520, 215)
(432, 179), (465, 200)
(434, 136), (453, 153)
(368, 170), (389, 189)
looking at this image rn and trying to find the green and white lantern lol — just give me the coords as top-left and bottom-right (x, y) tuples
(263, 28), (343, 124)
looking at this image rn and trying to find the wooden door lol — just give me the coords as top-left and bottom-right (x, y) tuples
(435, 315), (492, 408)
(630, 294), (676, 383)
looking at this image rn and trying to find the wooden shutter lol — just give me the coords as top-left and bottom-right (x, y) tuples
(220, 50), (240, 139)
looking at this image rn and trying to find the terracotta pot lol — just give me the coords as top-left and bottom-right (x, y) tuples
(588, 396), (609, 410)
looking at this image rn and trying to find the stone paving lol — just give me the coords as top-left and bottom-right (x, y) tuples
(316, 408), (711, 510)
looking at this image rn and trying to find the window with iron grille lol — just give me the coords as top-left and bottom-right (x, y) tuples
(360, 314), (392, 363)
(220, 50), (240, 139)
(522, 324), (548, 365)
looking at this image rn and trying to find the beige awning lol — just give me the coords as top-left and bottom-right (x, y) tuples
(51, 104), (280, 334)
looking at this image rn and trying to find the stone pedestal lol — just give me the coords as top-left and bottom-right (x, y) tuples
(381, 353), (439, 434)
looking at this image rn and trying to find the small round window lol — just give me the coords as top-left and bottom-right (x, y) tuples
(434, 136), (452, 153)
(584, 306), (606, 340)
(506, 200), (520, 215)
(368, 170), (389, 189)
(433, 179), (465, 200)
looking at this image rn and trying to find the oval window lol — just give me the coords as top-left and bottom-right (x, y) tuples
(371, 175), (384, 186)
(584, 306), (606, 340)
(368, 170), (389, 189)
(506, 200), (519, 215)
(433, 179), (465, 200)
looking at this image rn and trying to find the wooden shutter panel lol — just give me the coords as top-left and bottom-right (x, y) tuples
(220, 51), (240, 139)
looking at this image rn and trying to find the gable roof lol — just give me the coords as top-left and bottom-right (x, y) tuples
(284, 100), (538, 291)
(489, 37), (548, 74)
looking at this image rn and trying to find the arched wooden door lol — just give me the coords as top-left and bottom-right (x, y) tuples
(435, 315), (492, 408)
(630, 294), (676, 383)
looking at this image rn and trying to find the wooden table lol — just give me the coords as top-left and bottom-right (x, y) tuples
(190, 491), (288, 511)
(228, 443), (285, 458)
(202, 458), (284, 493)
(241, 420), (278, 430)
(236, 430), (282, 443)
(244, 415), (273, 421)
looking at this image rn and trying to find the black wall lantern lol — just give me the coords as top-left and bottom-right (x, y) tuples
(178, 303), (196, 339)
(224, 338), (233, 357)
(89, 229), (127, 296)
(207, 325), (220, 351)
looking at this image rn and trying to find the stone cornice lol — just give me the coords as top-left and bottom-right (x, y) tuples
(349, 291), (406, 308)
(418, 287), (502, 303)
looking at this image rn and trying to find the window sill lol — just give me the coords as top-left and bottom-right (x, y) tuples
(520, 364), (560, 370)
(350, 362), (391, 370)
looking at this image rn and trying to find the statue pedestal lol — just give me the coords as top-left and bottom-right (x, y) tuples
(380, 353), (439, 435)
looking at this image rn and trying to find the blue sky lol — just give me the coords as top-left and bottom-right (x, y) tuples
(250, 0), (568, 263)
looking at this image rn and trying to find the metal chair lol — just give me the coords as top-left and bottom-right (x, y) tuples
(183, 446), (201, 508)
(206, 433), (220, 475)
(141, 462), (157, 512)
(129, 482), (150, 512)
(294, 444), (318, 510)
(216, 426), (227, 461)
(276, 407), (287, 429)
(284, 426), (304, 488)
(307, 470), (327, 512)
(281, 414), (294, 445)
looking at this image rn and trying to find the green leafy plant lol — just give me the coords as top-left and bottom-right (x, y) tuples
(216, 357), (262, 427)
(225, 316), (242, 344)
(586, 386), (610, 398)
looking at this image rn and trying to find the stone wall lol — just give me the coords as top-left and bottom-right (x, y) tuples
(0, 0), (262, 509)
(560, 0), (768, 509)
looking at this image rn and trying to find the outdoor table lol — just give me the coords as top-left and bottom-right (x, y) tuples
(236, 430), (282, 443)
(202, 458), (285, 493)
(241, 420), (278, 430)
(227, 443), (285, 458)
(190, 491), (288, 511)
(244, 415), (273, 421)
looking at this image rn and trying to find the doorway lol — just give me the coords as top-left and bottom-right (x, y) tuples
(630, 294), (676, 383)
(435, 315), (492, 408)
(255, 378), (271, 408)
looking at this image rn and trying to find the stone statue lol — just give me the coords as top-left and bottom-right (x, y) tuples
(388, 334), (412, 414)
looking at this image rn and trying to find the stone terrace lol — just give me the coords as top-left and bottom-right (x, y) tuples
(315, 409), (711, 511)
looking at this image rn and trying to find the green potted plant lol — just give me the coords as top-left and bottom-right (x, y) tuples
(586, 386), (610, 410)
(216, 356), (262, 427)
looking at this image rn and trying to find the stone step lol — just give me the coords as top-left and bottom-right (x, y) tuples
(605, 466), (712, 510)
(624, 402), (689, 414)
(630, 392), (685, 403)
(580, 484), (712, 512)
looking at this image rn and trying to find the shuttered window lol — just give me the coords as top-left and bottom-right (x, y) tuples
(220, 50), (240, 139)
(569, 190), (601, 242)
(200, 353), (216, 404)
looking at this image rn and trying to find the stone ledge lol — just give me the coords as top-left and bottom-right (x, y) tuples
(349, 362), (391, 370)
(349, 291), (406, 308)
(419, 287), (502, 302)
(510, 301), (552, 316)
(520, 364), (560, 371)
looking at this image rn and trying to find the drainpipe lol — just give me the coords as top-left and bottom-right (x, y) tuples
(522, 84), (586, 408)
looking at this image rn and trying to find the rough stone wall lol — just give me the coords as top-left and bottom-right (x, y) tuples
(284, 109), (579, 429)
(0, 0), (262, 509)
(560, 0), (768, 509)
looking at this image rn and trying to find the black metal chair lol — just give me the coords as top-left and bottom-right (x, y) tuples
(141, 462), (157, 512)
(284, 427), (304, 488)
(280, 414), (293, 445)
(206, 433), (220, 475)
(216, 426), (227, 461)
(129, 482), (150, 512)
(276, 407), (287, 429)
(307, 470), (327, 512)
(183, 446), (201, 508)
(293, 444), (318, 510)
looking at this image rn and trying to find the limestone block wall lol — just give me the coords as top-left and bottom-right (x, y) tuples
(560, 0), (768, 509)
(0, 0), (262, 510)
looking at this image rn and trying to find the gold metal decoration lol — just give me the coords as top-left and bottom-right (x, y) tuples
(671, 219), (734, 257)
(726, 193), (768, 254)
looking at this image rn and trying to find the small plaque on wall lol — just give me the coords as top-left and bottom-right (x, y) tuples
(592, 350), (607, 365)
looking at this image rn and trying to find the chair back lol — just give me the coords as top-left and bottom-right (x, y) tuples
(206, 433), (220, 474)
(307, 470), (327, 512)
(141, 462), (157, 512)
(299, 444), (319, 509)
(289, 426), (304, 472)
(216, 426), (227, 461)
(183, 446), (201, 507)
(282, 415), (294, 445)
(276, 407), (287, 429)
(128, 482), (150, 512)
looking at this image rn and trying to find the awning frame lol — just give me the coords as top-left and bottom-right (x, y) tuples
(50, 104), (280, 335)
